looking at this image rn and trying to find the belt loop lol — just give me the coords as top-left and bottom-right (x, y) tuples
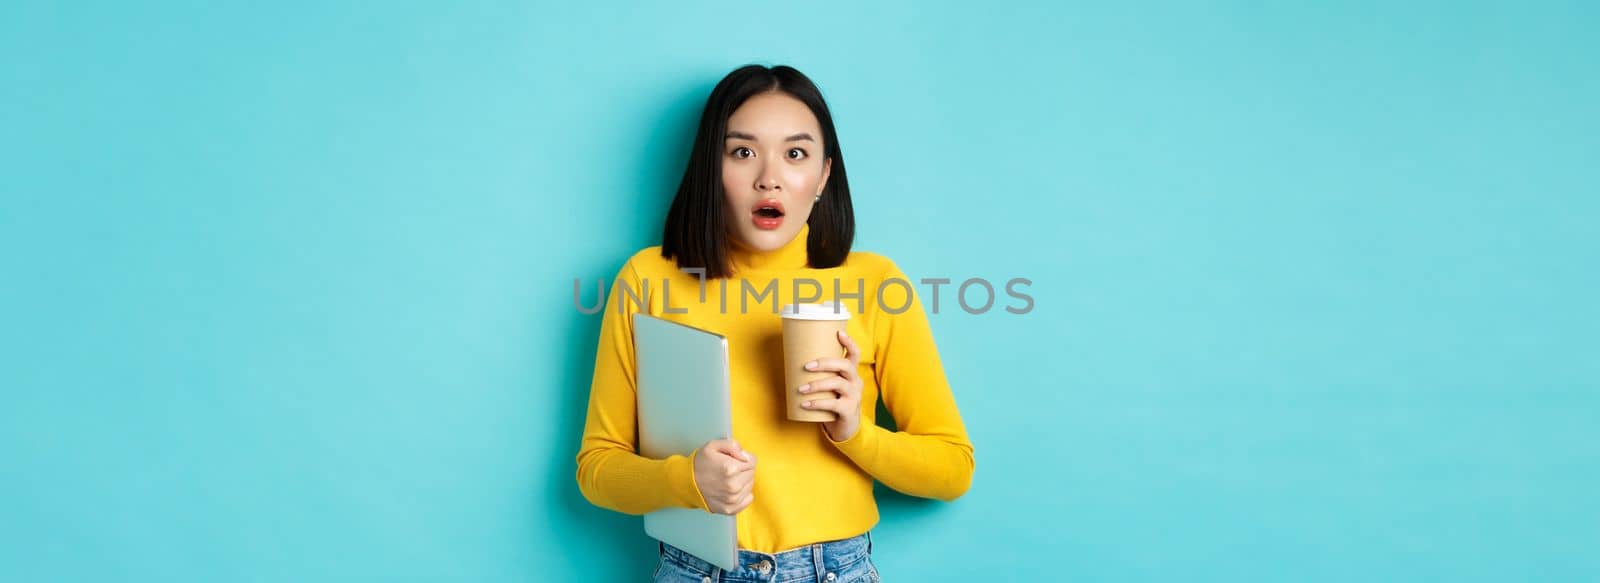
(812, 542), (826, 580)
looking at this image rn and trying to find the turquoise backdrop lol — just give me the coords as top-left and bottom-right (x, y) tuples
(3, 1), (1595, 581)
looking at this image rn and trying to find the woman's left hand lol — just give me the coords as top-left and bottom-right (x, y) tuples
(798, 329), (864, 442)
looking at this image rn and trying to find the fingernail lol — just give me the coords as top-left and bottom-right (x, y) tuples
(798, 384), (809, 393)
(805, 361), (816, 370)
(801, 402), (811, 408)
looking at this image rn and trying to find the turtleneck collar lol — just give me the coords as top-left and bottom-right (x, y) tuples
(729, 223), (811, 274)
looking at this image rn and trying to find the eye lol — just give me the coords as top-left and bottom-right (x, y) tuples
(788, 148), (807, 160)
(731, 146), (753, 159)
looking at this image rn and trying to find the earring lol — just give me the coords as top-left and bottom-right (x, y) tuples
(814, 195), (821, 202)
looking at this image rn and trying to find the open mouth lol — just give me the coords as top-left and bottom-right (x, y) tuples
(752, 200), (786, 219)
(751, 199), (786, 230)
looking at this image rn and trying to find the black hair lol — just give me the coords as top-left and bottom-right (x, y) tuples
(660, 64), (855, 279)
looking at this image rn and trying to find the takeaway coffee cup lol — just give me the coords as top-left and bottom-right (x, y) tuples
(780, 301), (852, 422)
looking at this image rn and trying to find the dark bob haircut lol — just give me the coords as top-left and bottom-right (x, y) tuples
(660, 64), (854, 279)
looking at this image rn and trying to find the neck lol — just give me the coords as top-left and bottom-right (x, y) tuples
(728, 223), (811, 274)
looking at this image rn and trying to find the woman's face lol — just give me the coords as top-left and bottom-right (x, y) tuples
(721, 91), (832, 253)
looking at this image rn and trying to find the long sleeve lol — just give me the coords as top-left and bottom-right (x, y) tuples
(826, 260), (976, 501)
(574, 257), (711, 515)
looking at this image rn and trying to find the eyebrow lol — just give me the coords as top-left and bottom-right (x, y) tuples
(725, 131), (815, 143)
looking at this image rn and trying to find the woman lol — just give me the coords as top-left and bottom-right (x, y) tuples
(576, 64), (975, 583)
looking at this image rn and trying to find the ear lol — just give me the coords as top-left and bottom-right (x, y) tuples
(817, 157), (833, 197)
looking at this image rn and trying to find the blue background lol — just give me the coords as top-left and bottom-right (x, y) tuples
(3, 1), (1596, 581)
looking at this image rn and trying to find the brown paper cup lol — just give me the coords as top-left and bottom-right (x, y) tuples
(780, 301), (852, 422)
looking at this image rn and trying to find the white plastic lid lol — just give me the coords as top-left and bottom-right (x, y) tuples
(780, 301), (852, 321)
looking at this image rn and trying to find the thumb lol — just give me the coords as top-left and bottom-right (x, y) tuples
(717, 439), (750, 463)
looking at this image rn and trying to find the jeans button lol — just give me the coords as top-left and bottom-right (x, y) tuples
(701, 577), (710, 583)
(825, 573), (837, 581)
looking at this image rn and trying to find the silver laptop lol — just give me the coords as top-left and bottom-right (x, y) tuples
(632, 313), (738, 571)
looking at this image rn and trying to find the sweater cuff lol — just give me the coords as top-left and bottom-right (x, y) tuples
(826, 423), (878, 459)
(667, 449), (710, 512)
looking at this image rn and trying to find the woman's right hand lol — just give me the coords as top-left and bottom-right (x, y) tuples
(693, 438), (756, 515)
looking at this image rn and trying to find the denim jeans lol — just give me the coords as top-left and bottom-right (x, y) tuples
(653, 531), (880, 583)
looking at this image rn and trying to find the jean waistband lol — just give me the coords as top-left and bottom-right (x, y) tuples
(659, 531), (872, 579)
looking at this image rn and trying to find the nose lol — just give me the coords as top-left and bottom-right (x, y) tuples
(755, 166), (782, 192)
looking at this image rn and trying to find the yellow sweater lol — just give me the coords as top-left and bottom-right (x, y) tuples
(575, 223), (975, 553)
